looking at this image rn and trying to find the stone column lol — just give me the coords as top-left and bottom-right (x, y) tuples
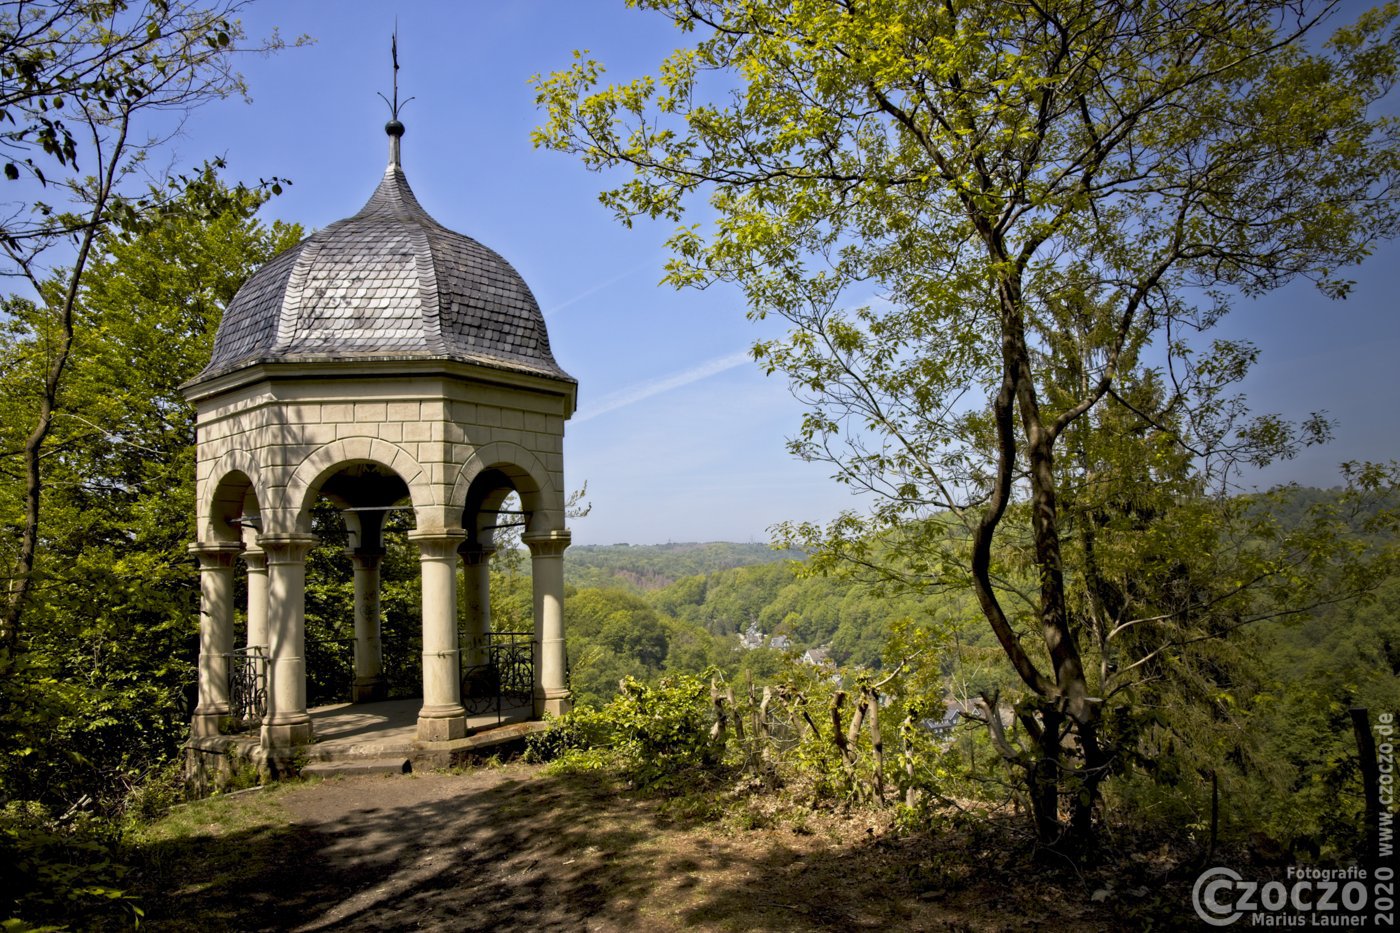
(343, 509), (387, 702)
(524, 530), (571, 718)
(411, 530), (468, 741)
(242, 547), (269, 652)
(258, 533), (318, 748)
(350, 546), (388, 702)
(459, 544), (494, 670)
(190, 542), (242, 737)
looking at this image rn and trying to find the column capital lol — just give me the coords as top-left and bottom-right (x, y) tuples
(523, 529), (571, 558)
(348, 546), (387, 570)
(189, 541), (242, 569)
(257, 532), (319, 563)
(242, 549), (268, 573)
(408, 529), (467, 561)
(457, 542), (498, 565)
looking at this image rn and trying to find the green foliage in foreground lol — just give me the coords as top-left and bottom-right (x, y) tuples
(0, 171), (300, 927)
(527, 674), (722, 790)
(527, 651), (1012, 827)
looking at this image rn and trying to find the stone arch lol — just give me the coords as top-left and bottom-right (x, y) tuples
(278, 436), (434, 535)
(450, 441), (560, 539)
(202, 449), (268, 544)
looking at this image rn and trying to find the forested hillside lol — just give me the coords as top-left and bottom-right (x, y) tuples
(542, 488), (1400, 866)
(564, 542), (796, 592)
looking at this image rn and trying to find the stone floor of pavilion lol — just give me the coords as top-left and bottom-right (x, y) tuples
(307, 696), (541, 761)
(194, 697), (549, 781)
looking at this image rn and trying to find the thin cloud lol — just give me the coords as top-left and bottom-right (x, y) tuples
(575, 349), (752, 423)
(542, 257), (658, 319)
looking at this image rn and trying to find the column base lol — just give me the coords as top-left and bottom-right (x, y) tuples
(190, 708), (228, 738)
(416, 704), (467, 742)
(351, 676), (389, 704)
(261, 718), (314, 749)
(535, 689), (572, 719)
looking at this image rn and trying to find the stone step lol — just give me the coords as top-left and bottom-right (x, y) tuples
(301, 757), (411, 778)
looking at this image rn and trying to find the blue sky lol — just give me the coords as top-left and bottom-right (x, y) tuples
(165, 0), (1400, 545)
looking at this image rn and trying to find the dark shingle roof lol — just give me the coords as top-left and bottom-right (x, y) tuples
(197, 156), (572, 385)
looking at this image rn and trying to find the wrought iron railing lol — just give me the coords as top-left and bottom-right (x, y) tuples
(461, 631), (534, 721)
(225, 646), (268, 732)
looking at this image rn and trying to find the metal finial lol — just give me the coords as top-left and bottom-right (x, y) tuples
(377, 28), (414, 164)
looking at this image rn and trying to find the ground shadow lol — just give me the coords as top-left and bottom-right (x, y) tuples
(123, 767), (1197, 932)
(127, 770), (665, 932)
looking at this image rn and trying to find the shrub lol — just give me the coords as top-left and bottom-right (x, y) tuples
(0, 801), (139, 928)
(527, 673), (725, 789)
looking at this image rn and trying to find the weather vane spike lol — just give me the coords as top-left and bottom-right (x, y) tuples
(377, 24), (414, 152)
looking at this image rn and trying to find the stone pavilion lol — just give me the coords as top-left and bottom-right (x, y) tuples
(181, 117), (576, 766)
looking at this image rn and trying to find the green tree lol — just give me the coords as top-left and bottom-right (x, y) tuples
(0, 166), (299, 807)
(534, 0), (1400, 853)
(0, 168), (298, 924)
(0, 0), (291, 646)
(562, 584), (739, 706)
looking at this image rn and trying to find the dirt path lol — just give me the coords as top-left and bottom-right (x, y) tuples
(129, 763), (1151, 931)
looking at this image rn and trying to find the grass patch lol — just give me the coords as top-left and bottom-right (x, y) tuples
(133, 786), (289, 846)
(123, 780), (313, 918)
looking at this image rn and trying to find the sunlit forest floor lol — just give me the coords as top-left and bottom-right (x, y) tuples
(123, 762), (1199, 931)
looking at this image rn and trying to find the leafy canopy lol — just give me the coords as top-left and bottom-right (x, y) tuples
(534, 0), (1400, 850)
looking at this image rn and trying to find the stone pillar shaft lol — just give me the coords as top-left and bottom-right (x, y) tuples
(350, 547), (387, 702)
(412, 531), (468, 741)
(524, 530), (571, 718)
(459, 545), (493, 669)
(191, 542), (241, 737)
(243, 548), (269, 651)
(259, 533), (318, 748)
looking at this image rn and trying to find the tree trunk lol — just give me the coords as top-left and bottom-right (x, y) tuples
(1068, 720), (1107, 852)
(1031, 708), (1065, 851)
(758, 685), (774, 766)
(867, 688), (884, 802)
(709, 678), (728, 746)
(1350, 707), (1382, 869)
(1, 110), (130, 649)
(727, 682), (744, 742)
(998, 272), (1099, 857)
(901, 712), (919, 807)
(831, 690), (849, 758)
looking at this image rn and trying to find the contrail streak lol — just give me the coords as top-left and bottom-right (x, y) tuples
(542, 258), (657, 319)
(574, 349), (752, 423)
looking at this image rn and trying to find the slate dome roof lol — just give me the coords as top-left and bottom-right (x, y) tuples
(196, 132), (572, 386)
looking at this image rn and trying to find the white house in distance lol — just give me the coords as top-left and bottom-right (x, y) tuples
(181, 115), (576, 774)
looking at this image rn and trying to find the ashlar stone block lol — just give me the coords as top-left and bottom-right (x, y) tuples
(355, 402), (388, 422)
